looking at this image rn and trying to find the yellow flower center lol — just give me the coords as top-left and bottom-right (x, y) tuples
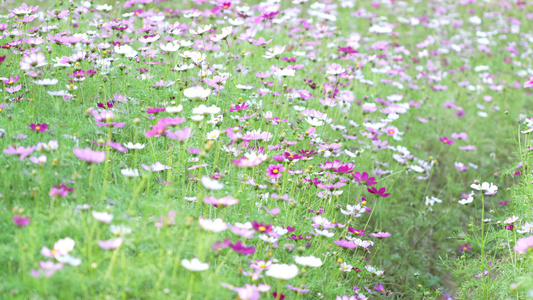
(258, 226), (266, 231)
(260, 264), (266, 268)
(35, 126), (40, 130)
(272, 169), (279, 174)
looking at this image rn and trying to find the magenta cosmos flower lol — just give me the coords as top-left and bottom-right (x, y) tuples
(439, 137), (454, 145)
(459, 244), (471, 252)
(13, 215), (30, 227)
(367, 187), (390, 198)
(266, 164), (285, 179)
(229, 241), (256, 255)
(73, 148), (105, 163)
(352, 171), (377, 186)
(29, 123), (48, 132)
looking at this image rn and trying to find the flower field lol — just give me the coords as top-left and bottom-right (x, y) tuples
(2, 0), (533, 299)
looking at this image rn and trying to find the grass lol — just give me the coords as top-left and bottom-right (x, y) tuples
(1, 0), (533, 299)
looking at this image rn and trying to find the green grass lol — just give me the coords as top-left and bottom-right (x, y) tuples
(1, 0), (533, 299)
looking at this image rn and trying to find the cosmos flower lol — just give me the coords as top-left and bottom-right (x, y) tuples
(13, 215), (30, 227)
(182, 258), (209, 271)
(198, 217), (228, 232)
(29, 123), (48, 132)
(3, 145), (36, 161)
(470, 181), (498, 195)
(20, 52), (47, 70)
(229, 241), (256, 255)
(514, 235), (533, 254)
(183, 86), (211, 100)
(265, 264), (298, 280)
(367, 187), (390, 198)
(293, 255), (323, 267)
(92, 211), (113, 223)
(98, 237), (124, 250)
(73, 148), (105, 163)
(266, 164), (285, 179)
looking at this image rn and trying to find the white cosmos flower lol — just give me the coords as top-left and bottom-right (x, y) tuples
(190, 115), (204, 122)
(192, 104), (221, 115)
(92, 211), (113, 223)
(182, 258), (209, 271)
(110, 224), (132, 236)
(458, 192), (475, 205)
(206, 130), (221, 140)
(95, 4), (112, 11)
(201, 176), (224, 190)
(160, 41), (180, 52)
(314, 228), (334, 237)
(265, 264), (299, 280)
(263, 46), (285, 59)
(184, 86), (211, 100)
(471, 182), (498, 195)
(517, 222), (533, 234)
(235, 84), (254, 90)
(121, 168), (140, 177)
(166, 105), (183, 113)
(275, 68), (295, 77)
(259, 234), (278, 243)
(34, 78), (58, 85)
(174, 63), (195, 71)
(123, 142), (146, 150)
(55, 254), (82, 266)
(54, 237), (76, 254)
(114, 44), (137, 58)
(198, 216), (227, 232)
(189, 25), (212, 36)
(294, 255), (323, 267)
(306, 117), (324, 126)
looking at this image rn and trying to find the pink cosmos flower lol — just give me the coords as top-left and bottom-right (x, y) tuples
(155, 211), (176, 227)
(524, 75), (533, 88)
(49, 184), (74, 198)
(266, 164), (285, 179)
(98, 237), (124, 250)
(30, 261), (64, 278)
(3, 145), (36, 161)
(73, 148), (105, 163)
(19, 52), (46, 70)
(370, 232), (391, 239)
(514, 235), (533, 253)
(451, 132), (468, 140)
(203, 196), (239, 207)
(165, 127), (195, 142)
(230, 225), (256, 239)
(334, 240), (358, 249)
